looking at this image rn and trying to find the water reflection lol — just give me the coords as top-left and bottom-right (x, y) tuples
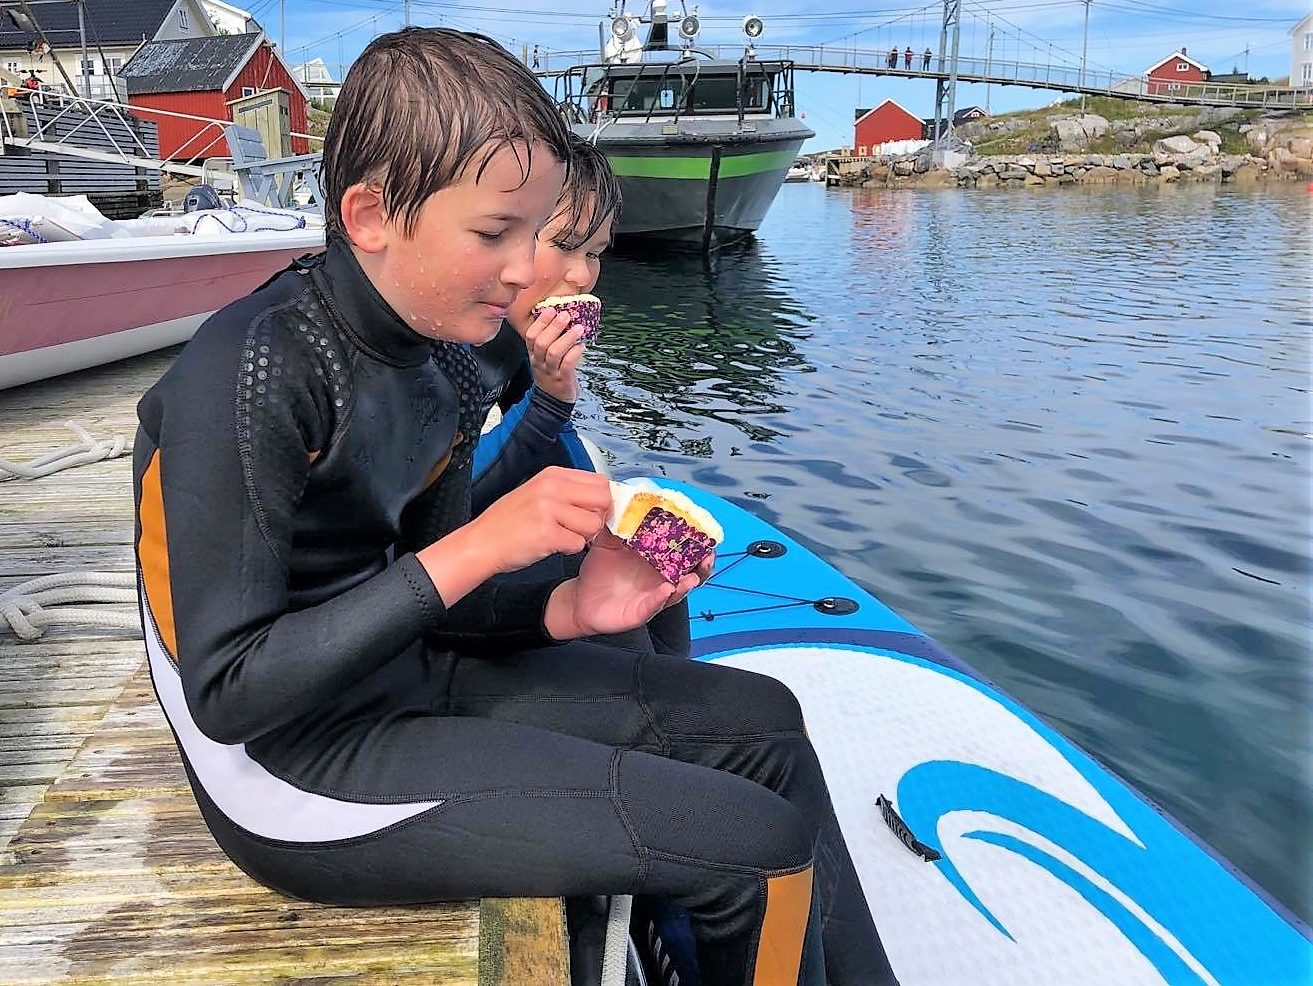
(584, 240), (814, 453)
(576, 182), (1310, 921)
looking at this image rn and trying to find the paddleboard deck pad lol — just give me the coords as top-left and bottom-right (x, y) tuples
(663, 479), (1311, 986)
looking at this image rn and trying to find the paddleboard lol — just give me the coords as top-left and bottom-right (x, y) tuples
(659, 479), (1311, 986)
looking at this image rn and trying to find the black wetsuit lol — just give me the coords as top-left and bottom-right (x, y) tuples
(132, 239), (894, 986)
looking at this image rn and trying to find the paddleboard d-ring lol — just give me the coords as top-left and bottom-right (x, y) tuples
(814, 596), (859, 616)
(747, 539), (786, 558)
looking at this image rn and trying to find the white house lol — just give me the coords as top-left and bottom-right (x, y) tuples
(0, 0), (215, 101)
(202, 0), (259, 37)
(1292, 12), (1313, 87)
(291, 56), (338, 106)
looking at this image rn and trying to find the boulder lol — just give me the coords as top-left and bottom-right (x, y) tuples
(976, 173), (1000, 188)
(893, 160), (915, 176)
(1112, 154), (1134, 170)
(1191, 130), (1221, 149)
(1288, 137), (1313, 159)
(1192, 164), (1222, 180)
(1002, 167), (1030, 181)
(1081, 165), (1119, 183)
(1157, 165), (1180, 182)
(1154, 135), (1199, 156)
(1050, 114), (1110, 151)
(1229, 163), (1260, 183)
(1034, 161), (1052, 177)
(1023, 173), (1045, 186)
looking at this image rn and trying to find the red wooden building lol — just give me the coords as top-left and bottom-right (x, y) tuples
(1144, 48), (1210, 96)
(853, 100), (924, 155)
(121, 33), (309, 161)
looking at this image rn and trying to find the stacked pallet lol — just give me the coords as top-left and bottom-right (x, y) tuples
(0, 99), (163, 217)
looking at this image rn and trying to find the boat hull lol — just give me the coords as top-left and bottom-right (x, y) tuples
(577, 124), (811, 250)
(0, 230), (323, 390)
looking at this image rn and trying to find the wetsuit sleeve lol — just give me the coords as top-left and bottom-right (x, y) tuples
(136, 308), (461, 745)
(471, 386), (576, 514)
(396, 449), (566, 656)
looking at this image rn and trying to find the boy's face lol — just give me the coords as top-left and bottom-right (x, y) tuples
(362, 140), (566, 345)
(507, 199), (615, 337)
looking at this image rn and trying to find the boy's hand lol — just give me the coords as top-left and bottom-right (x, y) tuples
(545, 531), (714, 640)
(525, 306), (586, 402)
(474, 466), (611, 574)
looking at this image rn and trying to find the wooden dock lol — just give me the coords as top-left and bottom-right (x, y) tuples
(0, 350), (568, 983)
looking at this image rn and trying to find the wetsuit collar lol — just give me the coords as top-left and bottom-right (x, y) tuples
(318, 238), (434, 367)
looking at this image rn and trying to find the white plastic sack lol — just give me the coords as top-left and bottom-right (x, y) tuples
(0, 192), (118, 243)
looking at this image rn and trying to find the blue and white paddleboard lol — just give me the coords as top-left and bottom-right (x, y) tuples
(662, 480), (1311, 986)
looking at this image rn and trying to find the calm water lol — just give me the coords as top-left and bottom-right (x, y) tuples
(585, 182), (1312, 921)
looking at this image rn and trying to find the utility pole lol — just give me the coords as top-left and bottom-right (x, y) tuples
(76, 0), (89, 97)
(984, 22), (995, 116)
(280, 0), (286, 58)
(404, 0), (411, 26)
(1079, 0), (1092, 114)
(1243, 44), (1249, 77)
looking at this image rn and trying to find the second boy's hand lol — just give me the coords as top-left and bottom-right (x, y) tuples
(524, 306), (586, 400)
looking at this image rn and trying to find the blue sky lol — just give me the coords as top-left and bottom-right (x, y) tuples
(250, 0), (1309, 151)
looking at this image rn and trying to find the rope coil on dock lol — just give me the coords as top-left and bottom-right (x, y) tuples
(0, 420), (129, 481)
(0, 572), (140, 642)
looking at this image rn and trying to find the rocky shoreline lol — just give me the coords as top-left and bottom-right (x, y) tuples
(838, 116), (1313, 190)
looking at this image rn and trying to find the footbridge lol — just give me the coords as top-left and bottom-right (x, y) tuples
(537, 44), (1312, 112)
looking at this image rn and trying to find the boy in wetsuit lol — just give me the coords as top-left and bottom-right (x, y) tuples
(132, 27), (894, 986)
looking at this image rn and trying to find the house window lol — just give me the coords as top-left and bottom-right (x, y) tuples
(179, 7), (189, 29)
(1176, 62), (1189, 72)
(1167, 82), (1181, 91)
(104, 56), (122, 75)
(1304, 63), (1312, 83)
(858, 145), (867, 155)
(1304, 32), (1312, 51)
(241, 86), (257, 97)
(4, 61), (20, 75)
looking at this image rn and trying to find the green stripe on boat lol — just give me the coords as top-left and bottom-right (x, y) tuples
(609, 150), (796, 180)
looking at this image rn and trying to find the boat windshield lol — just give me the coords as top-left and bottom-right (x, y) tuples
(611, 71), (769, 115)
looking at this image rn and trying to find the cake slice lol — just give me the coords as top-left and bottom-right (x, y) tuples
(530, 293), (602, 343)
(607, 480), (723, 583)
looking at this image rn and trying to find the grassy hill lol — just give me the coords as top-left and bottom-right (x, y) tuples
(964, 97), (1289, 156)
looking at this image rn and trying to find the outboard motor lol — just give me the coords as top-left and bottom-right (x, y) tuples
(182, 184), (221, 213)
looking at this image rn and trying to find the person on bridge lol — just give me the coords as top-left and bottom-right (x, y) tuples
(21, 70), (40, 91)
(923, 47), (933, 71)
(904, 46), (914, 70)
(887, 47), (898, 69)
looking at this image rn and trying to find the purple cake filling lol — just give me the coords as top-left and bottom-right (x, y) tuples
(626, 507), (716, 583)
(532, 298), (602, 343)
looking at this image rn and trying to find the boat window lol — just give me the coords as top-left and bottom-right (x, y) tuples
(689, 75), (769, 112)
(612, 77), (688, 113)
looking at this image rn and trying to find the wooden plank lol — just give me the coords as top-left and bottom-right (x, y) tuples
(479, 898), (571, 986)
(0, 668), (567, 984)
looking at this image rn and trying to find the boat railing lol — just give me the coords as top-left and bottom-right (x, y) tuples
(1, 88), (322, 184)
(553, 57), (800, 128)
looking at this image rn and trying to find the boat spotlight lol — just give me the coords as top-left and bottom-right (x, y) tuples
(611, 15), (634, 42)
(678, 11), (700, 41)
(742, 15), (764, 39)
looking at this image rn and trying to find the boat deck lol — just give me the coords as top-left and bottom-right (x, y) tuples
(0, 351), (567, 983)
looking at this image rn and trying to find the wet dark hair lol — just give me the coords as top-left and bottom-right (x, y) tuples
(548, 133), (623, 250)
(320, 27), (571, 241)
